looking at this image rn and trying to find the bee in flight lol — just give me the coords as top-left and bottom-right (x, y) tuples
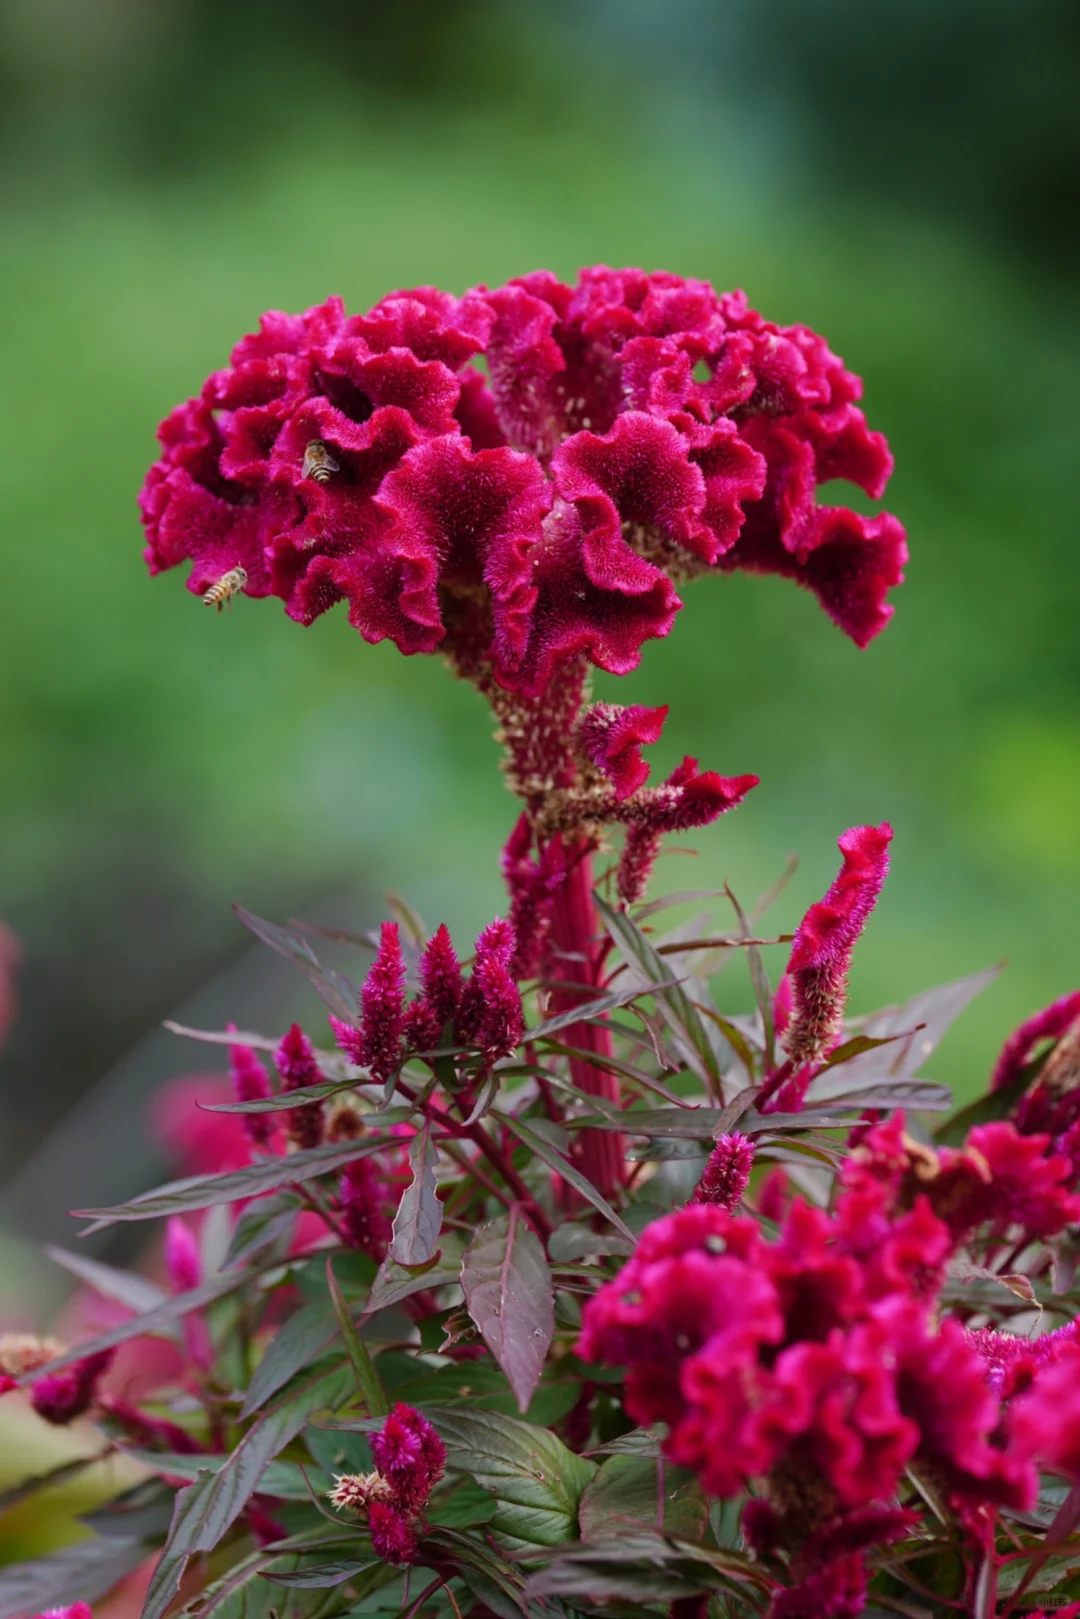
(302, 439), (340, 483)
(203, 566), (248, 612)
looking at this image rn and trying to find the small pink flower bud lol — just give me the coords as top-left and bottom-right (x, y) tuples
(31, 1349), (114, 1426)
(357, 922), (406, 1084)
(274, 1022), (324, 1149)
(164, 1217), (202, 1293)
(228, 1034), (275, 1148)
(690, 1133), (754, 1212)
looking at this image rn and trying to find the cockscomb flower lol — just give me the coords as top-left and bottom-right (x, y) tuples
(140, 268), (904, 695)
(274, 1022), (324, 1149)
(771, 823), (892, 1082)
(227, 1034), (275, 1148)
(332, 921), (406, 1083)
(689, 1132), (755, 1211)
(338, 1155), (396, 1260)
(1009, 1345), (1080, 1483)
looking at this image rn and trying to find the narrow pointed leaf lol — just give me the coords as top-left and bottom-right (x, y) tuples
(262, 1559), (377, 1588)
(578, 1454), (707, 1541)
(388, 1120), (442, 1265)
(240, 1301), (338, 1417)
(595, 892), (722, 1092)
(0, 1535), (152, 1619)
(327, 1255), (389, 1416)
(530, 980), (677, 1042)
(234, 904), (358, 1022)
(75, 1136), (395, 1230)
(494, 1111), (634, 1243)
(462, 1208), (554, 1413)
(364, 1237), (465, 1318)
(46, 1246), (168, 1315)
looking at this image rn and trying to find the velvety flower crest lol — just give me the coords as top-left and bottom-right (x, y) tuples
(274, 1021), (325, 1149)
(329, 1403), (445, 1564)
(140, 267), (906, 692)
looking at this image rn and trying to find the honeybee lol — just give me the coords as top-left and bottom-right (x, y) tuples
(202, 566), (248, 612)
(302, 439), (340, 483)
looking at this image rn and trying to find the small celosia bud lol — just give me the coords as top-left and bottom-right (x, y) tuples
(338, 1157), (394, 1260)
(456, 918), (524, 1061)
(324, 1094), (367, 1142)
(358, 922), (407, 1084)
(31, 1349), (114, 1425)
(501, 814), (565, 978)
(690, 1133), (754, 1212)
(369, 1498), (419, 1564)
(782, 823), (892, 1069)
(577, 702), (669, 799)
(405, 923), (465, 1052)
(991, 990), (1080, 1092)
(228, 1035), (275, 1147)
(164, 1217), (202, 1293)
(274, 1022), (325, 1149)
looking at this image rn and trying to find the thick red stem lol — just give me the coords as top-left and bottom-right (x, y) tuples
(549, 839), (625, 1196)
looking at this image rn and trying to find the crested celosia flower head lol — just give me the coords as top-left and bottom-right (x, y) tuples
(577, 702), (669, 800)
(991, 989), (1080, 1092)
(140, 268), (905, 688)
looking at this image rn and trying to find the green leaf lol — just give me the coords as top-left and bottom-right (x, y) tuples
(45, 1245), (168, 1315)
(461, 1208), (554, 1414)
(523, 1530), (767, 1606)
(578, 1454), (707, 1541)
(0, 1535), (153, 1619)
(75, 1136), (395, 1230)
(427, 1479), (499, 1529)
(363, 1236), (465, 1317)
(425, 1405), (597, 1553)
(262, 1559), (377, 1588)
(529, 980), (676, 1042)
(240, 1300), (338, 1417)
(222, 1191), (300, 1267)
(494, 1111), (634, 1243)
(202, 1080), (355, 1113)
(327, 1254), (390, 1417)
(595, 892), (722, 1094)
(388, 1120), (442, 1265)
(234, 904), (358, 1023)
(724, 882), (775, 1070)
(548, 1222), (634, 1262)
(141, 1363), (354, 1619)
(935, 1064), (1033, 1145)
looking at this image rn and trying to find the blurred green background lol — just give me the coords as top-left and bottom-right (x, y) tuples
(1, 0), (1079, 1270)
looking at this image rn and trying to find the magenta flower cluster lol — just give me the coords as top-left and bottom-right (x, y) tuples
(580, 1109), (1080, 1609)
(139, 267), (905, 694)
(329, 1402), (446, 1564)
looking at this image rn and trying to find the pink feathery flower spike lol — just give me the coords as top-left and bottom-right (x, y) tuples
(991, 989), (1080, 1091)
(370, 1401), (447, 1514)
(165, 1217), (202, 1292)
(781, 823), (893, 1069)
(228, 1030), (275, 1147)
(349, 921), (406, 1084)
(27, 1608), (92, 1619)
(407, 922), (465, 1051)
(275, 1022), (325, 1149)
(689, 1132), (754, 1212)
(457, 918), (525, 1062)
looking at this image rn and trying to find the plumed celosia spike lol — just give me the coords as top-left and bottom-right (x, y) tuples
(781, 824), (892, 1069)
(227, 1035), (276, 1148)
(501, 813), (565, 978)
(338, 1157), (395, 1261)
(456, 918), (525, 1061)
(577, 702), (668, 800)
(418, 924), (464, 1032)
(164, 1217), (202, 1293)
(356, 922), (406, 1085)
(370, 1402), (447, 1515)
(31, 1349), (114, 1426)
(689, 1133), (754, 1211)
(368, 1498), (420, 1564)
(274, 1022), (324, 1150)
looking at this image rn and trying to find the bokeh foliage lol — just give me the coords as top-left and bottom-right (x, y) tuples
(1, 0), (1078, 1198)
